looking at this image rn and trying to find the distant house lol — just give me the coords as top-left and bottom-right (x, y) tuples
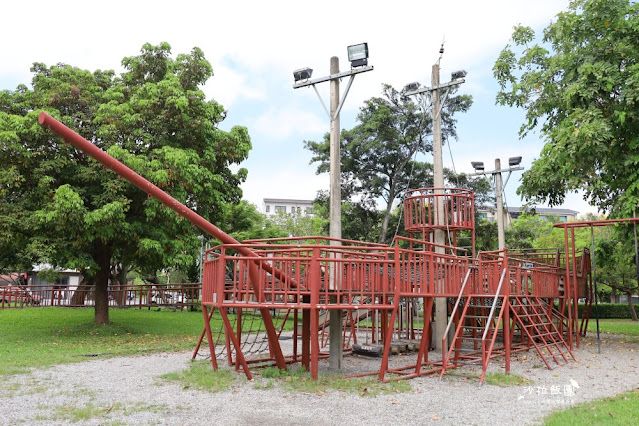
(27, 264), (83, 303)
(262, 198), (314, 217)
(477, 206), (579, 225)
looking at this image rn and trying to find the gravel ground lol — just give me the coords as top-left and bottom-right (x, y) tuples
(1, 333), (638, 425)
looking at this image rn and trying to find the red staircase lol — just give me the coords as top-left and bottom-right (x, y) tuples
(510, 296), (575, 369)
(441, 266), (508, 382)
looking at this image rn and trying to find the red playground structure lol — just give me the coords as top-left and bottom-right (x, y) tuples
(39, 112), (595, 383)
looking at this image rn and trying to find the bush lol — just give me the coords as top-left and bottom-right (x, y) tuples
(554, 302), (636, 319)
(583, 303), (636, 319)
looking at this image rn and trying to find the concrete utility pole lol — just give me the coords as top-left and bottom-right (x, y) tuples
(328, 56), (343, 370)
(292, 45), (373, 371)
(403, 63), (467, 351)
(494, 158), (506, 250)
(470, 158), (524, 251)
(431, 63), (447, 351)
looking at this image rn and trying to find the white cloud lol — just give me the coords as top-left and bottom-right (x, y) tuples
(3, 0), (587, 215)
(251, 108), (327, 141)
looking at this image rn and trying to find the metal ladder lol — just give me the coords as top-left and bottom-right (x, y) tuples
(510, 296), (575, 369)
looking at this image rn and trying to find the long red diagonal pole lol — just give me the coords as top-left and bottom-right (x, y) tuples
(38, 111), (287, 369)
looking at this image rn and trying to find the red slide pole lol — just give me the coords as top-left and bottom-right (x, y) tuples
(38, 111), (245, 249)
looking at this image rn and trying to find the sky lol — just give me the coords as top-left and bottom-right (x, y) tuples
(2, 0), (596, 216)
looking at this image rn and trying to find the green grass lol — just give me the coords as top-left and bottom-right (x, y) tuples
(0, 308), (218, 372)
(160, 362), (412, 396)
(255, 366), (412, 396)
(36, 401), (168, 423)
(483, 372), (532, 387)
(586, 319), (639, 336)
(544, 389), (639, 425)
(0, 307), (294, 374)
(162, 360), (237, 392)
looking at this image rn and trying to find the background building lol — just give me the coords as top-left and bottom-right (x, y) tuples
(478, 206), (579, 225)
(262, 198), (314, 217)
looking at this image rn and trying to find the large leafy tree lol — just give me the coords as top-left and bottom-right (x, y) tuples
(596, 225), (639, 320)
(305, 83), (472, 243)
(493, 0), (639, 215)
(0, 43), (251, 324)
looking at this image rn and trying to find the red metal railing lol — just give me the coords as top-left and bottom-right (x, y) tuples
(0, 283), (201, 310)
(403, 188), (475, 233)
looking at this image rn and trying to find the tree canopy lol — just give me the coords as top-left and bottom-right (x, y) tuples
(494, 0), (639, 215)
(0, 43), (251, 323)
(305, 83), (472, 243)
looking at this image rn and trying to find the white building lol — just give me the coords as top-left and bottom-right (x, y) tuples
(262, 198), (314, 217)
(478, 206), (579, 225)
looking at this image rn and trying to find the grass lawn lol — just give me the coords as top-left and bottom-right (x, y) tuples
(0, 308), (216, 374)
(544, 389), (639, 425)
(585, 319), (639, 336)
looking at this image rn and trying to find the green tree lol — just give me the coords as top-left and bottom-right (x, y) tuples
(305, 83), (472, 244)
(313, 191), (383, 243)
(596, 226), (639, 320)
(0, 43), (251, 324)
(493, 0), (639, 215)
(266, 209), (327, 238)
(505, 214), (557, 249)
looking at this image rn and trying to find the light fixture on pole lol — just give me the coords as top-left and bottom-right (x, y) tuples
(470, 157), (524, 250)
(292, 44), (373, 371)
(293, 67), (313, 82)
(451, 70), (468, 80)
(471, 161), (484, 172)
(403, 82), (421, 92)
(509, 156), (522, 167)
(347, 42), (369, 68)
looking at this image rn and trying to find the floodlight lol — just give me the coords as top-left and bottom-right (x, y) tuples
(404, 82), (421, 92)
(347, 43), (369, 68)
(509, 156), (522, 167)
(471, 161), (484, 172)
(293, 67), (313, 82)
(451, 70), (468, 80)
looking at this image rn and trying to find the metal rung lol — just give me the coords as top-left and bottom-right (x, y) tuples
(448, 359), (482, 366)
(524, 323), (552, 328)
(453, 348), (482, 353)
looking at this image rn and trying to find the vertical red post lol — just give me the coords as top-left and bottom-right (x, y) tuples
(563, 226), (573, 349)
(310, 247), (321, 379)
(570, 227), (579, 348)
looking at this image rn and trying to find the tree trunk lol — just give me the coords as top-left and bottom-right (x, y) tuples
(626, 291), (638, 321)
(112, 263), (128, 307)
(378, 184), (397, 244)
(70, 281), (92, 306)
(94, 242), (113, 324)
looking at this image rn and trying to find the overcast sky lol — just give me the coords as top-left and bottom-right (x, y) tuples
(3, 0), (595, 215)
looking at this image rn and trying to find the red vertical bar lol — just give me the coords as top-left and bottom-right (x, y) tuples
(219, 308), (252, 380)
(571, 227), (579, 348)
(309, 248), (321, 380)
(201, 305), (218, 369)
(563, 226), (572, 349)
